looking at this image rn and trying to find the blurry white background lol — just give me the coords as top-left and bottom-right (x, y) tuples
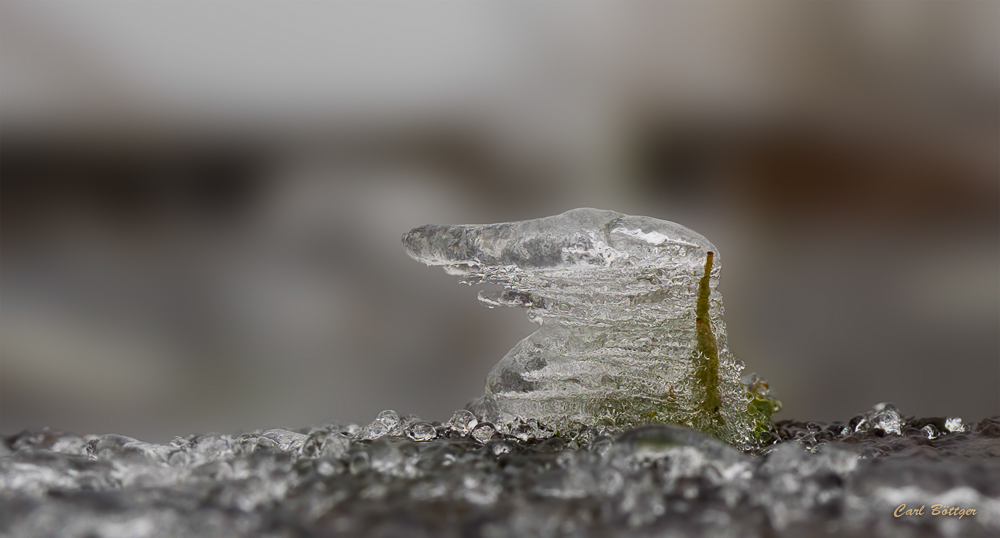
(1, 1), (997, 441)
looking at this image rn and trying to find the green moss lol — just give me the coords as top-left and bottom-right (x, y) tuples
(745, 380), (782, 442)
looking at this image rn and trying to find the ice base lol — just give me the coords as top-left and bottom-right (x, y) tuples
(3, 405), (998, 538)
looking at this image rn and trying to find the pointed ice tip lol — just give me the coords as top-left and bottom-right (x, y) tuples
(402, 223), (472, 266)
(401, 227), (421, 260)
(401, 224), (440, 264)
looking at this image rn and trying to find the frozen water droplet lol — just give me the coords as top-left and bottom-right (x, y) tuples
(316, 460), (338, 476)
(303, 430), (350, 459)
(457, 474), (501, 506)
(360, 410), (403, 440)
(853, 403), (903, 436)
(471, 423), (497, 444)
(447, 409), (478, 436)
(260, 429), (308, 453)
(922, 424), (941, 440)
(368, 440), (415, 477)
(349, 451), (370, 474)
(487, 439), (515, 456)
(87, 434), (171, 463)
(945, 417), (966, 433)
(406, 422), (437, 442)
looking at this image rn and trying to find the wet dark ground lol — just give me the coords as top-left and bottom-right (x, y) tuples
(2, 404), (998, 538)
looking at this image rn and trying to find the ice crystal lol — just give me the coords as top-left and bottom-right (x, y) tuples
(403, 208), (779, 449)
(853, 402), (904, 436)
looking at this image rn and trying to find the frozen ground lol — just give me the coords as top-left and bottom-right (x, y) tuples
(2, 404), (998, 538)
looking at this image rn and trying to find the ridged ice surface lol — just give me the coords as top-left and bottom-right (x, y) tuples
(2, 405), (999, 538)
(402, 208), (777, 449)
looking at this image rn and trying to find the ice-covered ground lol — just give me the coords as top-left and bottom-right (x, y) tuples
(2, 404), (998, 538)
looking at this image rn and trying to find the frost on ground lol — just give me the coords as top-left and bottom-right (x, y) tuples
(2, 405), (999, 538)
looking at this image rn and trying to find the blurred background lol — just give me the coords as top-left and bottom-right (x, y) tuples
(1, 1), (997, 442)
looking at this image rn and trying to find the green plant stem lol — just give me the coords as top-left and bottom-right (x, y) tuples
(694, 252), (722, 421)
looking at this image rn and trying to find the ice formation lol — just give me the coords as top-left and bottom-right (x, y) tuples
(403, 208), (779, 449)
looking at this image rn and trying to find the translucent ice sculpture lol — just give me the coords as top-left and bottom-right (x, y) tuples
(403, 208), (779, 448)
